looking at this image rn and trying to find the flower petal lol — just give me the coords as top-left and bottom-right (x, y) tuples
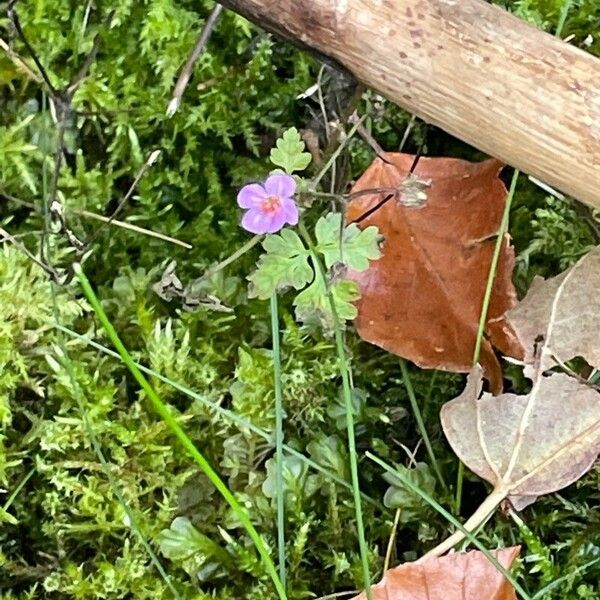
(237, 183), (267, 208)
(281, 197), (299, 225)
(264, 174), (296, 199)
(241, 208), (270, 234)
(264, 209), (287, 234)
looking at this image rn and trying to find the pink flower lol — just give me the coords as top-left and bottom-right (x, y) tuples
(237, 174), (299, 234)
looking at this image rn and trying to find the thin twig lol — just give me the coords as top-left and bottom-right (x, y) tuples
(81, 149), (161, 251)
(0, 226), (61, 280)
(382, 508), (401, 572)
(0, 37), (43, 83)
(167, 3), (224, 117)
(312, 112), (368, 189)
(7, 0), (57, 95)
(0, 188), (191, 249)
(316, 65), (331, 142)
(76, 209), (192, 249)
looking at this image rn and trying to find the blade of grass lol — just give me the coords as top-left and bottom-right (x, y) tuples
(456, 168), (520, 513)
(532, 556), (600, 599)
(399, 359), (447, 493)
(2, 467), (35, 514)
(73, 262), (287, 600)
(456, 0), (573, 515)
(39, 92), (180, 598)
(271, 292), (287, 589)
(299, 222), (372, 599)
(366, 451), (532, 600)
(56, 323), (382, 508)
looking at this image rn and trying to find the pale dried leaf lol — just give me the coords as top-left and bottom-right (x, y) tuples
(352, 547), (520, 600)
(442, 366), (600, 508)
(506, 245), (600, 375)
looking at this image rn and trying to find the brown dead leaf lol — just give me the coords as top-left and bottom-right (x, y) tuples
(346, 153), (522, 393)
(352, 547), (520, 600)
(442, 365), (600, 511)
(506, 245), (600, 376)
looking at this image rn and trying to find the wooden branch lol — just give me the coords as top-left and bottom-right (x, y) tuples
(220, 0), (600, 209)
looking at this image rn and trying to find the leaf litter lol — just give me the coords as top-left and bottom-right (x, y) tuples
(436, 246), (600, 554)
(347, 153), (523, 393)
(352, 547), (520, 600)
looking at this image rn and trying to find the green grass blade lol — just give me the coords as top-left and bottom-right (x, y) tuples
(299, 223), (372, 599)
(270, 292), (287, 589)
(399, 359), (447, 493)
(55, 323), (381, 508)
(456, 168), (520, 513)
(366, 452), (532, 600)
(73, 263), (287, 600)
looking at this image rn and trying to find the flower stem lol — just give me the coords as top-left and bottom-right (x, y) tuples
(74, 263), (287, 600)
(270, 292), (287, 590)
(299, 222), (372, 600)
(201, 234), (262, 280)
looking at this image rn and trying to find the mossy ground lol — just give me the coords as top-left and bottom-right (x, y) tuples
(1, 0), (599, 598)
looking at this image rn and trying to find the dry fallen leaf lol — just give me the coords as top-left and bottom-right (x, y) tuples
(352, 547), (520, 600)
(442, 366), (600, 512)
(506, 245), (600, 376)
(430, 246), (600, 556)
(346, 153), (522, 393)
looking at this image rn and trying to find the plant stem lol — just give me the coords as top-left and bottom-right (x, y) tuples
(201, 234), (262, 280)
(299, 222), (372, 600)
(383, 508), (401, 572)
(456, 168), (520, 513)
(73, 263), (287, 600)
(399, 359), (447, 493)
(471, 169), (520, 367)
(270, 292), (287, 590)
(312, 113), (368, 189)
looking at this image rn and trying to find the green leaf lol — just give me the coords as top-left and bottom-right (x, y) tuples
(157, 516), (230, 581)
(269, 127), (312, 174)
(294, 277), (360, 329)
(383, 462), (437, 523)
(306, 434), (349, 480)
(248, 229), (313, 299)
(262, 455), (319, 506)
(315, 213), (381, 271)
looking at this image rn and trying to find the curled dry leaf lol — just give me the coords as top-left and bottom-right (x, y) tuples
(346, 153), (522, 393)
(442, 366), (600, 511)
(352, 547), (520, 600)
(506, 245), (600, 376)
(430, 247), (600, 556)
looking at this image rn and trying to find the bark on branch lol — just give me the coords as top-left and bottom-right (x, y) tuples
(219, 0), (600, 209)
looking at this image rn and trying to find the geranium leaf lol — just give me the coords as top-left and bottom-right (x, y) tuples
(315, 213), (381, 271)
(247, 229), (312, 299)
(294, 277), (360, 329)
(269, 127), (312, 174)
